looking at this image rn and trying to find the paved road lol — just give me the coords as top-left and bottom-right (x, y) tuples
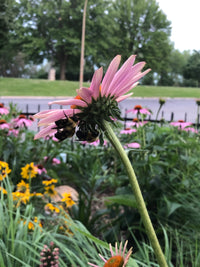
(1, 96), (199, 130)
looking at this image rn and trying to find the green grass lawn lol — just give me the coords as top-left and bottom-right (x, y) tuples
(0, 77), (200, 98)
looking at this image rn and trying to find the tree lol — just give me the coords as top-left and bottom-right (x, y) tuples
(183, 50), (200, 87)
(11, 0), (116, 80)
(108, 0), (172, 75)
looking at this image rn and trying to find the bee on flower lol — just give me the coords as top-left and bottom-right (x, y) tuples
(33, 55), (150, 144)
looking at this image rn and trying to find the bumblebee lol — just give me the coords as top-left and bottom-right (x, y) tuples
(53, 113), (79, 142)
(76, 120), (99, 143)
(76, 129), (99, 143)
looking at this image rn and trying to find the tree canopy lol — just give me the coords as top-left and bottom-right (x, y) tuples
(1, 0), (176, 82)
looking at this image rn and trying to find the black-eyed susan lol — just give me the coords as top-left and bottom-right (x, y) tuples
(44, 185), (57, 197)
(45, 203), (60, 214)
(42, 179), (58, 186)
(0, 186), (7, 194)
(12, 189), (31, 207)
(88, 241), (132, 267)
(16, 180), (29, 193)
(61, 192), (75, 207)
(21, 162), (38, 179)
(0, 161), (11, 181)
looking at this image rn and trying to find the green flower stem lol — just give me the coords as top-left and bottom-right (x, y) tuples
(103, 120), (168, 267)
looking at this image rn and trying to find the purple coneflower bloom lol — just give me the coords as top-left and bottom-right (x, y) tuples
(88, 241), (132, 267)
(36, 164), (47, 175)
(7, 129), (19, 137)
(0, 119), (10, 129)
(126, 105), (151, 115)
(124, 142), (141, 149)
(183, 127), (198, 133)
(12, 114), (34, 128)
(170, 120), (192, 129)
(82, 139), (108, 146)
(34, 55), (150, 141)
(120, 128), (137, 134)
(126, 118), (148, 128)
(0, 103), (9, 115)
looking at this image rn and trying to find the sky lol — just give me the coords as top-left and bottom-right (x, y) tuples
(156, 0), (200, 52)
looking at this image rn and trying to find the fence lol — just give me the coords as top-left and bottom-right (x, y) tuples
(20, 103), (200, 129)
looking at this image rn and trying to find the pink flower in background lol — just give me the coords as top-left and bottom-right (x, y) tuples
(126, 105), (151, 115)
(183, 127), (198, 133)
(44, 156), (61, 165)
(126, 118), (148, 128)
(12, 114), (34, 128)
(52, 158), (61, 165)
(36, 164), (47, 175)
(82, 139), (108, 146)
(34, 55), (151, 140)
(124, 142), (141, 149)
(120, 128), (137, 134)
(0, 103), (9, 115)
(170, 120), (192, 129)
(0, 119), (10, 129)
(7, 129), (19, 137)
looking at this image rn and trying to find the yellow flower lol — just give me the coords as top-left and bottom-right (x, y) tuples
(45, 203), (60, 213)
(12, 189), (31, 206)
(42, 179), (58, 186)
(44, 185), (57, 197)
(21, 162), (38, 179)
(24, 217), (43, 231)
(17, 180), (29, 193)
(61, 192), (75, 207)
(0, 161), (11, 181)
(0, 186), (7, 194)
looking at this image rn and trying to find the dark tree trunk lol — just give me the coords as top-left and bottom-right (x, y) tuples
(60, 54), (67, 80)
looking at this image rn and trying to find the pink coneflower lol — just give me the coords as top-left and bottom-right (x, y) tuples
(7, 128), (19, 137)
(126, 118), (148, 128)
(82, 139), (108, 146)
(120, 128), (137, 134)
(183, 127), (198, 133)
(12, 114), (34, 128)
(88, 241), (132, 267)
(0, 103), (9, 115)
(124, 142), (141, 149)
(126, 105), (151, 115)
(34, 55), (150, 143)
(36, 164), (47, 175)
(44, 156), (61, 165)
(0, 119), (10, 129)
(170, 120), (192, 129)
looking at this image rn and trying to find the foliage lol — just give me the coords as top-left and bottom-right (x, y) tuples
(183, 50), (200, 87)
(1, 102), (200, 265)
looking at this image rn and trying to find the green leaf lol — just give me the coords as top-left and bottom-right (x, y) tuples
(104, 194), (137, 208)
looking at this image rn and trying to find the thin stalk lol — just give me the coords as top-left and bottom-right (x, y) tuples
(103, 120), (168, 267)
(79, 0), (88, 88)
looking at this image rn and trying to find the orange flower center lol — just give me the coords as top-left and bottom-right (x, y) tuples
(178, 120), (184, 123)
(104, 256), (124, 267)
(71, 95), (83, 109)
(19, 114), (27, 119)
(0, 103), (4, 108)
(133, 118), (139, 122)
(125, 128), (131, 130)
(134, 105), (142, 110)
(0, 119), (7, 124)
